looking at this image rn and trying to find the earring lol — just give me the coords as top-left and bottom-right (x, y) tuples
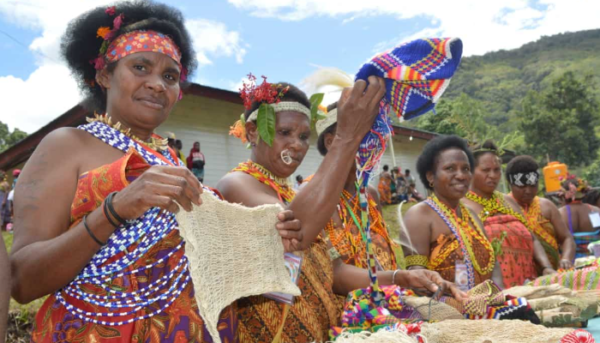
(429, 181), (434, 188)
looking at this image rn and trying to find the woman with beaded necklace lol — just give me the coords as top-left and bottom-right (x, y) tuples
(8, 2), (296, 342)
(219, 78), (463, 342)
(506, 156), (576, 270)
(313, 102), (401, 272)
(462, 140), (556, 288)
(403, 135), (504, 289)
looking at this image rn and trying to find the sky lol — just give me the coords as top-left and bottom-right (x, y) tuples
(0, 0), (599, 133)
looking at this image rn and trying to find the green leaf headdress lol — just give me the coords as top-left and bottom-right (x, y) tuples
(229, 74), (318, 147)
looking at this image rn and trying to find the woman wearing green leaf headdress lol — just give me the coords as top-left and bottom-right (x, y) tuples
(219, 75), (463, 342)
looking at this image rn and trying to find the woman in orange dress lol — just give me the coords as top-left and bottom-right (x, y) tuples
(506, 156), (575, 270)
(9, 3), (298, 342)
(378, 165), (392, 205)
(403, 135), (503, 290)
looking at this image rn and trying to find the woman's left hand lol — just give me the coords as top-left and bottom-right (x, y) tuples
(395, 269), (467, 301)
(276, 210), (303, 252)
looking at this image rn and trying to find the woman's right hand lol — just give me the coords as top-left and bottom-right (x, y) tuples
(335, 75), (386, 144)
(111, 165), (203, 220)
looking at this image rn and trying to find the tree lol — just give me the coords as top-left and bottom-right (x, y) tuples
(413, 97), (465, 136)
(519, 71), (600, 166)
(0, 121), (27, 153)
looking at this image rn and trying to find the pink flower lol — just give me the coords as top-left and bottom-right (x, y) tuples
(113, 14), (124, 31)
(105, 6), (116, 16)
(90, 57), (106, 70)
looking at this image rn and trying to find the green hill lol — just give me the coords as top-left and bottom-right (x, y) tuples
(442, 29), (600, 132)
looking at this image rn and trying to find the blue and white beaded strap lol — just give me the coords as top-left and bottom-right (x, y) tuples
(70, 240), (185, 287)
(81, 213), (176, 278)
(64, 263), (189, 310)
(55, 275), (190, 326)
(53, 121), (185, 325)
(78, 121), (177, 167)
(67, 254), (187, 300)
(425, 199), (476, 289)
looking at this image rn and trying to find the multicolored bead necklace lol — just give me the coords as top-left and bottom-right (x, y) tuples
(325, 189), (397, 269)
(426, 194), (496, 289)
(232, 160), (294, 203)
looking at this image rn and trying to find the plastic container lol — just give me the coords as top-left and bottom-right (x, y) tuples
(543, 161), (568, 193)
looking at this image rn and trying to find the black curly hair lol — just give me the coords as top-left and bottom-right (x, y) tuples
(417, 135), (474, 190)
(472, 139), (499, 164)
(583, 189), (600, 206)
(243, 83), (311, 121)
(505, 156), (539, 183)
(62, 0), (197, 112)
(317, 102), (338, 156)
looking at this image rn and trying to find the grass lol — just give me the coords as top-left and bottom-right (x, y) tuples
(382, 201), (415, 243)
(3, 231), (43, 343)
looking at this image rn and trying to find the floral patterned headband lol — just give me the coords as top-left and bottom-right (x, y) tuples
(90, 6), (187, 99)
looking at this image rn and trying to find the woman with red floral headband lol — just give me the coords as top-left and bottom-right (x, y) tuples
(8, 2), (301, 342)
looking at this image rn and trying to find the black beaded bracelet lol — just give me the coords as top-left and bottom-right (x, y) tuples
(106, 191), (129, 226)
(83, 214), (106, 246)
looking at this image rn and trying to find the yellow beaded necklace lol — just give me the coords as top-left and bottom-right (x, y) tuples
(430, 194), (496, 275)
(466, 190), (527, 224)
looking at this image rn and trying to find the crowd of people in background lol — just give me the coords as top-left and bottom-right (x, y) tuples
(166, 134), (206, 183)
(377, 164), (424, 205)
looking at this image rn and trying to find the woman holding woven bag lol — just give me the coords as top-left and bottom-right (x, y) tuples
(8, 2), (301, 342)
(218, 77), (463, 342)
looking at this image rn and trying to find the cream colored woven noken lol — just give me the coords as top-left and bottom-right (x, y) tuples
(420, 319), (573, 343)
(176, 193), (301, 343)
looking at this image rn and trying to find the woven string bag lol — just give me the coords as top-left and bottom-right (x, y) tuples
(177, 192), (301, 343)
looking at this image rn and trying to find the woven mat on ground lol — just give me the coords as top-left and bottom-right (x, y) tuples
(420, 319), (574, 343)
(176, 192), (301, 343)
(503, 284), (574, 299)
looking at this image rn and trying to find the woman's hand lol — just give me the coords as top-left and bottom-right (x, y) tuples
(336, 76), (386, 144)
(276, 210), (303, 252)
(112, 166), (203, 219)
(559, 259), (573, 270)
(543, 266), (557, 276)
(395, 269), (467, 301)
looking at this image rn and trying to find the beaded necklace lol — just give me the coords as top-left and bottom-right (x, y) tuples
(56, 120), (189, 326)
(87, 113), (168, 151)
(466, 190), (527, 224)
(232, 161), (294, 203)
(425, 195), (496, 289)
(510, 195), (559, 250)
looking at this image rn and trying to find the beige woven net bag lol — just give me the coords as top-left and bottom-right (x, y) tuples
(420, 319), (574, 343)
(176, 193), (301, 343)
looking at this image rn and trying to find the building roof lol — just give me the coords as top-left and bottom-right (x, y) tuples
(0, 83), (436, 170)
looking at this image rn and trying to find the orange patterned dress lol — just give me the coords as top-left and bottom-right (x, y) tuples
(231, 161), (340, 343)
(32, 149), (237, 343)
(325, 190), (399, 271)
(427, 233), (493, 286)
(377, 174), (392, 205)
